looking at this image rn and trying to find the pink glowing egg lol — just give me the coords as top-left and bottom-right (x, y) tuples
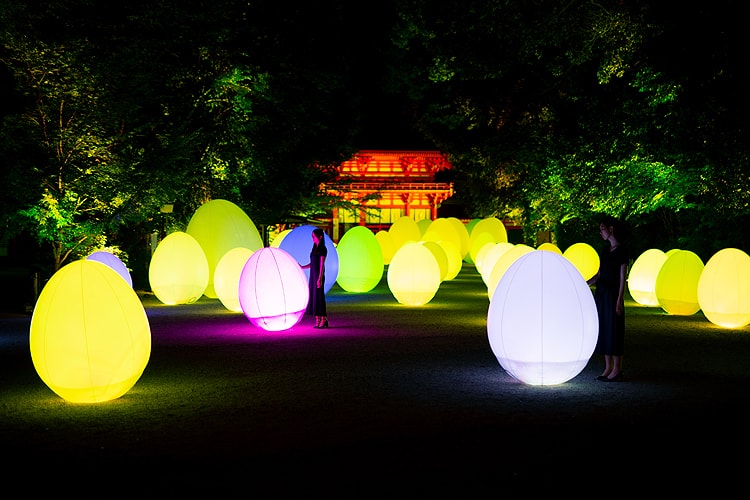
(238, 247), (309, 331)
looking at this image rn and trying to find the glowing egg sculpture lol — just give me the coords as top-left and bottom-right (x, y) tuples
(214, 247), (254, 312)
(537, 242), (562, 254)
(238, 247), (309, 331)
(186, 199), (263, 299)
(87, 250), (133, 287)
(447, 217), (471, 259)
(387, 242), (441, 305)
(469, 217), (508, 263)
(420, 240), (449, 281)
(478, 242), (515, 283)
(563, 242), (600, 282)
(487, 251), (598, 386)
(278, 225), (339, 294)
(30, 260), (151, 403)
(149, 231), (209, 305)
(654, 249), (704, 315)
(697, 248), (750, 328)
(375, 230), (398, 265)
(433, 239), (463, 281)
(487, 244), (534, 298)
(628, 248), (668, 306)
(423, 218), (463, 259)
(388, 216), (422, 251)
(336, 226), (384, 293)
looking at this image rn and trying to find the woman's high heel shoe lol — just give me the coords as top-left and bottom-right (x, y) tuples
(318, 318), (329, 329)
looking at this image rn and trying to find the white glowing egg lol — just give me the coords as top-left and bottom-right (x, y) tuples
(487, 251), (598, 386)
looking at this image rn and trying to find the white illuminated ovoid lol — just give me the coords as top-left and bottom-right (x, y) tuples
(238, 247), (309, 331)
(487, 250), (598, 386)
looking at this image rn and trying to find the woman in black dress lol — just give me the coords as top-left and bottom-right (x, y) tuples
(302, 228), (328, 328)
(587, 216), (628, 382)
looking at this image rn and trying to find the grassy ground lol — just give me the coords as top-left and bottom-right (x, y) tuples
(2, 264), (749, 495)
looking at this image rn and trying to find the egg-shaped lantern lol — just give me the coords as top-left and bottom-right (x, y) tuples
(389, 216), (422, 252)
(214, 247), (254, 312)
(423, 218), (462, 259)
(563, 242), (600, 282)
(478, 242), (515, 283)
(278, 225), (339, 294)
(469, 232), (497, 267)
(628, 248), (667, 306)
(446, 217), (471, 260)
(29, 260), (151, 403)
(420, 240), (449, 281)
(487, 251), (598, 386)
(487, 244), (534, 298)
(238, 247), (309, 331)
(375, 230), (398, 265)
(86, 250), (133, 287)
(186, 199), (263, 299)
(654, 249), (704, 315)
(433, 239), (463, 281)
(336, 226), (384, 293)
(149, 231), (209, 305)
(537, 242), (562, 254)
(697, 248), (750, 328)
(387, 242), (441, 305)
(416, 217), (433, 236)
(469, 217), (507, 255)
(270, 229), (292, 247)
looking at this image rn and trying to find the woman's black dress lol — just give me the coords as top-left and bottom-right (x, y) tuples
(593, 244), (628, 356)
(306, 243), (327, 316)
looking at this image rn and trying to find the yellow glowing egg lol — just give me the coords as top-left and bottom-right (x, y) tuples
(387, 242), (441, 305)
(628, 249), (668, 306)
(336, 226), (384, 292)
(270, 229), (292, 247)
(469, 217), (507, 251)
(537, 242), (562, 254)
(186, 199), (263, 299)
(469, 232), (497, 266)
(697, 248), (750, 328)
(563, 242), (600, 282)
(478, 242), (515, 282)
(388, 216), (422, 251)
(487, 244), (534, 298)
(238, 247), (309, 331)
(214, 247), (255, 312)
(447, 217), (471, 259)
(375, 230), (398, 265)
(149, 231), (209, 305)
(423, 218), (462, 258)
(433, 239), (463, 281)
(487, 251), (598, 386)
(420, 240), (449, 281)
(30, 260), (151, 403)
(86, 250), (133, 287)
(654, 249), (704, 315)
(416, 218), (433, 236)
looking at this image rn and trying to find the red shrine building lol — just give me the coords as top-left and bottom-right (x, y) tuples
(324, 150), (455, 241)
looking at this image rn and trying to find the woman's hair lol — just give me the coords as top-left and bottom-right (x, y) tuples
(312, 228), (326, 245)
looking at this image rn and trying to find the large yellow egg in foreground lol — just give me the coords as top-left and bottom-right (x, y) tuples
(387, 242), (441, 305)
(30, 260), (151, 403)
(697, 248), (750, 328)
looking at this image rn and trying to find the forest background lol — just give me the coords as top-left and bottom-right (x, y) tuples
(1, 0), (748, 293)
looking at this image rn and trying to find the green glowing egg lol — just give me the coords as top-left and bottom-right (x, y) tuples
(336, 226), (384, 293)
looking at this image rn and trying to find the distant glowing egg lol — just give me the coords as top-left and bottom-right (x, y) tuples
(478, 242), (515, 283)
(388, 216), (422, 251)
(697, 248), (750, 328)
(433, 239), (463, 281)
(29, 260), (151, 403)
(469, 232), (497, 266)
(416, 218), (433, 236)
(375, 230), (398, 265)
(654, 249), (704, 315)
(270, 229), (292, 247)
(446, 217), (471, 259)
(487, 251), (598, 386)
(149, 231), (209, 305)
(469, 217), (507, 250)
(537, 242), (562, 254)
(487, 244), (534, 298)
(238, 247), (309, 331)
(214, 247), (254, 312)
(423, 218), (462, 259)
(278, 225), (339, 294)
(420, 240), (449, 281)
(87, 250), (132, 287)
(563, 242), (600, 282)
(628, 249), (668, 306)
(186, 199), (263, 299)
(336, 226), (384, 293)
(387, 242), (441, 305)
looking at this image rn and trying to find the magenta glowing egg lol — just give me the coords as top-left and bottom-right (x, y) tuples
(87, 250), (133, 287)
(238, 247), (309, 331)
(487, 251), (598, 386)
